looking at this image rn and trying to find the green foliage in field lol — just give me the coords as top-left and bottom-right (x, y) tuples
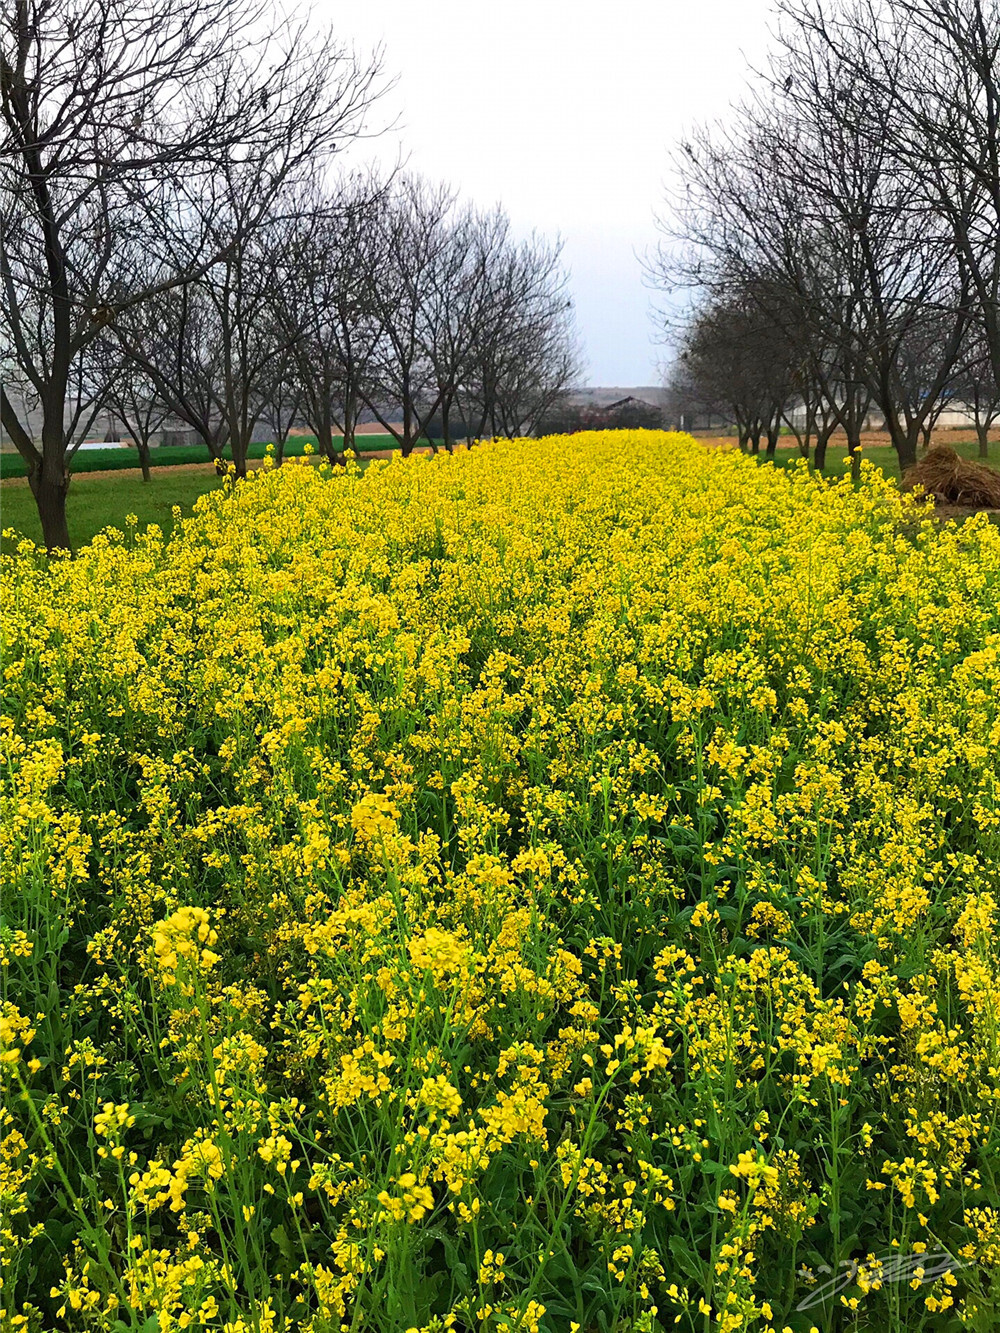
(3, 435), (1000, 1332)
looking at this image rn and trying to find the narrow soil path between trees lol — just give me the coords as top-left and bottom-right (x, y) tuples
(696, 426), (1000, 451)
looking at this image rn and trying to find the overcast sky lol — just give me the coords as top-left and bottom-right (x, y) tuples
(323, 0), (774, 386)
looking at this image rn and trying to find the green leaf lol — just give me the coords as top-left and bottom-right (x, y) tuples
(668, 1234), (707, 1282)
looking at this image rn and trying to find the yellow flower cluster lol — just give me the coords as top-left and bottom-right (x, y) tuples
(2, 431), (999, 1331)
(151, 906), (221, 990)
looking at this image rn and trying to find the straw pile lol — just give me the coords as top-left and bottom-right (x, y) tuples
(902, 446), (1000, 508)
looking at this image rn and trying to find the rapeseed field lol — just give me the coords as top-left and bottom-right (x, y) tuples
(3, 432), (999, 1333)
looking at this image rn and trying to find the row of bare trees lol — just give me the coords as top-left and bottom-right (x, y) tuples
(2, 0), (379, 547)
(104, 173), (577, 479)
(1, 0), (578, 549)
(653, 0), (1000, 475)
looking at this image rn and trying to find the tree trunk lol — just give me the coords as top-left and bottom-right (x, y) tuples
(895, 434), (919, 475)
(813, 430), (831, 473)
(846, 428), (863, 484)
(977, 421), (990, 459)
(401, 395), (415, 458)
(231, 428), (249, 479)
(29, 457), (72, 552)
(880, 404), (919, 477)
(136, 438), (153, 484)
(316, 417), (335, 464)
(765, 420), (780, 460)
(207, 429), (228, 463)
(441, 398), (453, 453)
(343, 392), (358, 455)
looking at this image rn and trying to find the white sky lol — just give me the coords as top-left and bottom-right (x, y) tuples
(322, 0), (774, 386)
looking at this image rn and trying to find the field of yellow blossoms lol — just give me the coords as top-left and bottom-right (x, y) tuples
(3, 431), (1000, 1333)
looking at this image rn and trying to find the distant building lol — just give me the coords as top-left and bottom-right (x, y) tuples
(567, 386), (669, 410)
(603, 395), (660, 413)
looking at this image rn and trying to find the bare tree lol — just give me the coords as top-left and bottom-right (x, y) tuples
(459, 231), (579, 440)
(483, 315), (580, 439)
(274, 176), (578, 459)
(421, 204), (512, 450)
(103, 357), (169, 483)
(155, 161), (312, 478)
(781, 0), (1000, 386)
(276, 174), (389, 463)
(956, 325), (1000, 458)
(258, 358), (303, 466)
(1, 0), (383, 547)
(673, 294), (795, 456)
(117, 283), (231, 463)
(651, 0), (991, 476)
(355, 177), (456, 456)
(770, 2), (972, 470)
(653, 114), (877, 473)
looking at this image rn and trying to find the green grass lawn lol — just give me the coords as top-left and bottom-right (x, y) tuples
(766, 436), (1000, 478)
(0, 451), (413, 552)
(1, 469), (225, 550)
(0, 434), (404, 479)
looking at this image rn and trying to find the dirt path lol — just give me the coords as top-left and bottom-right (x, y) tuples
(695, 425), (1000, 451)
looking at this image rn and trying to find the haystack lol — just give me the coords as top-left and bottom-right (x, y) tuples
(902, 446), (1000, 509)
